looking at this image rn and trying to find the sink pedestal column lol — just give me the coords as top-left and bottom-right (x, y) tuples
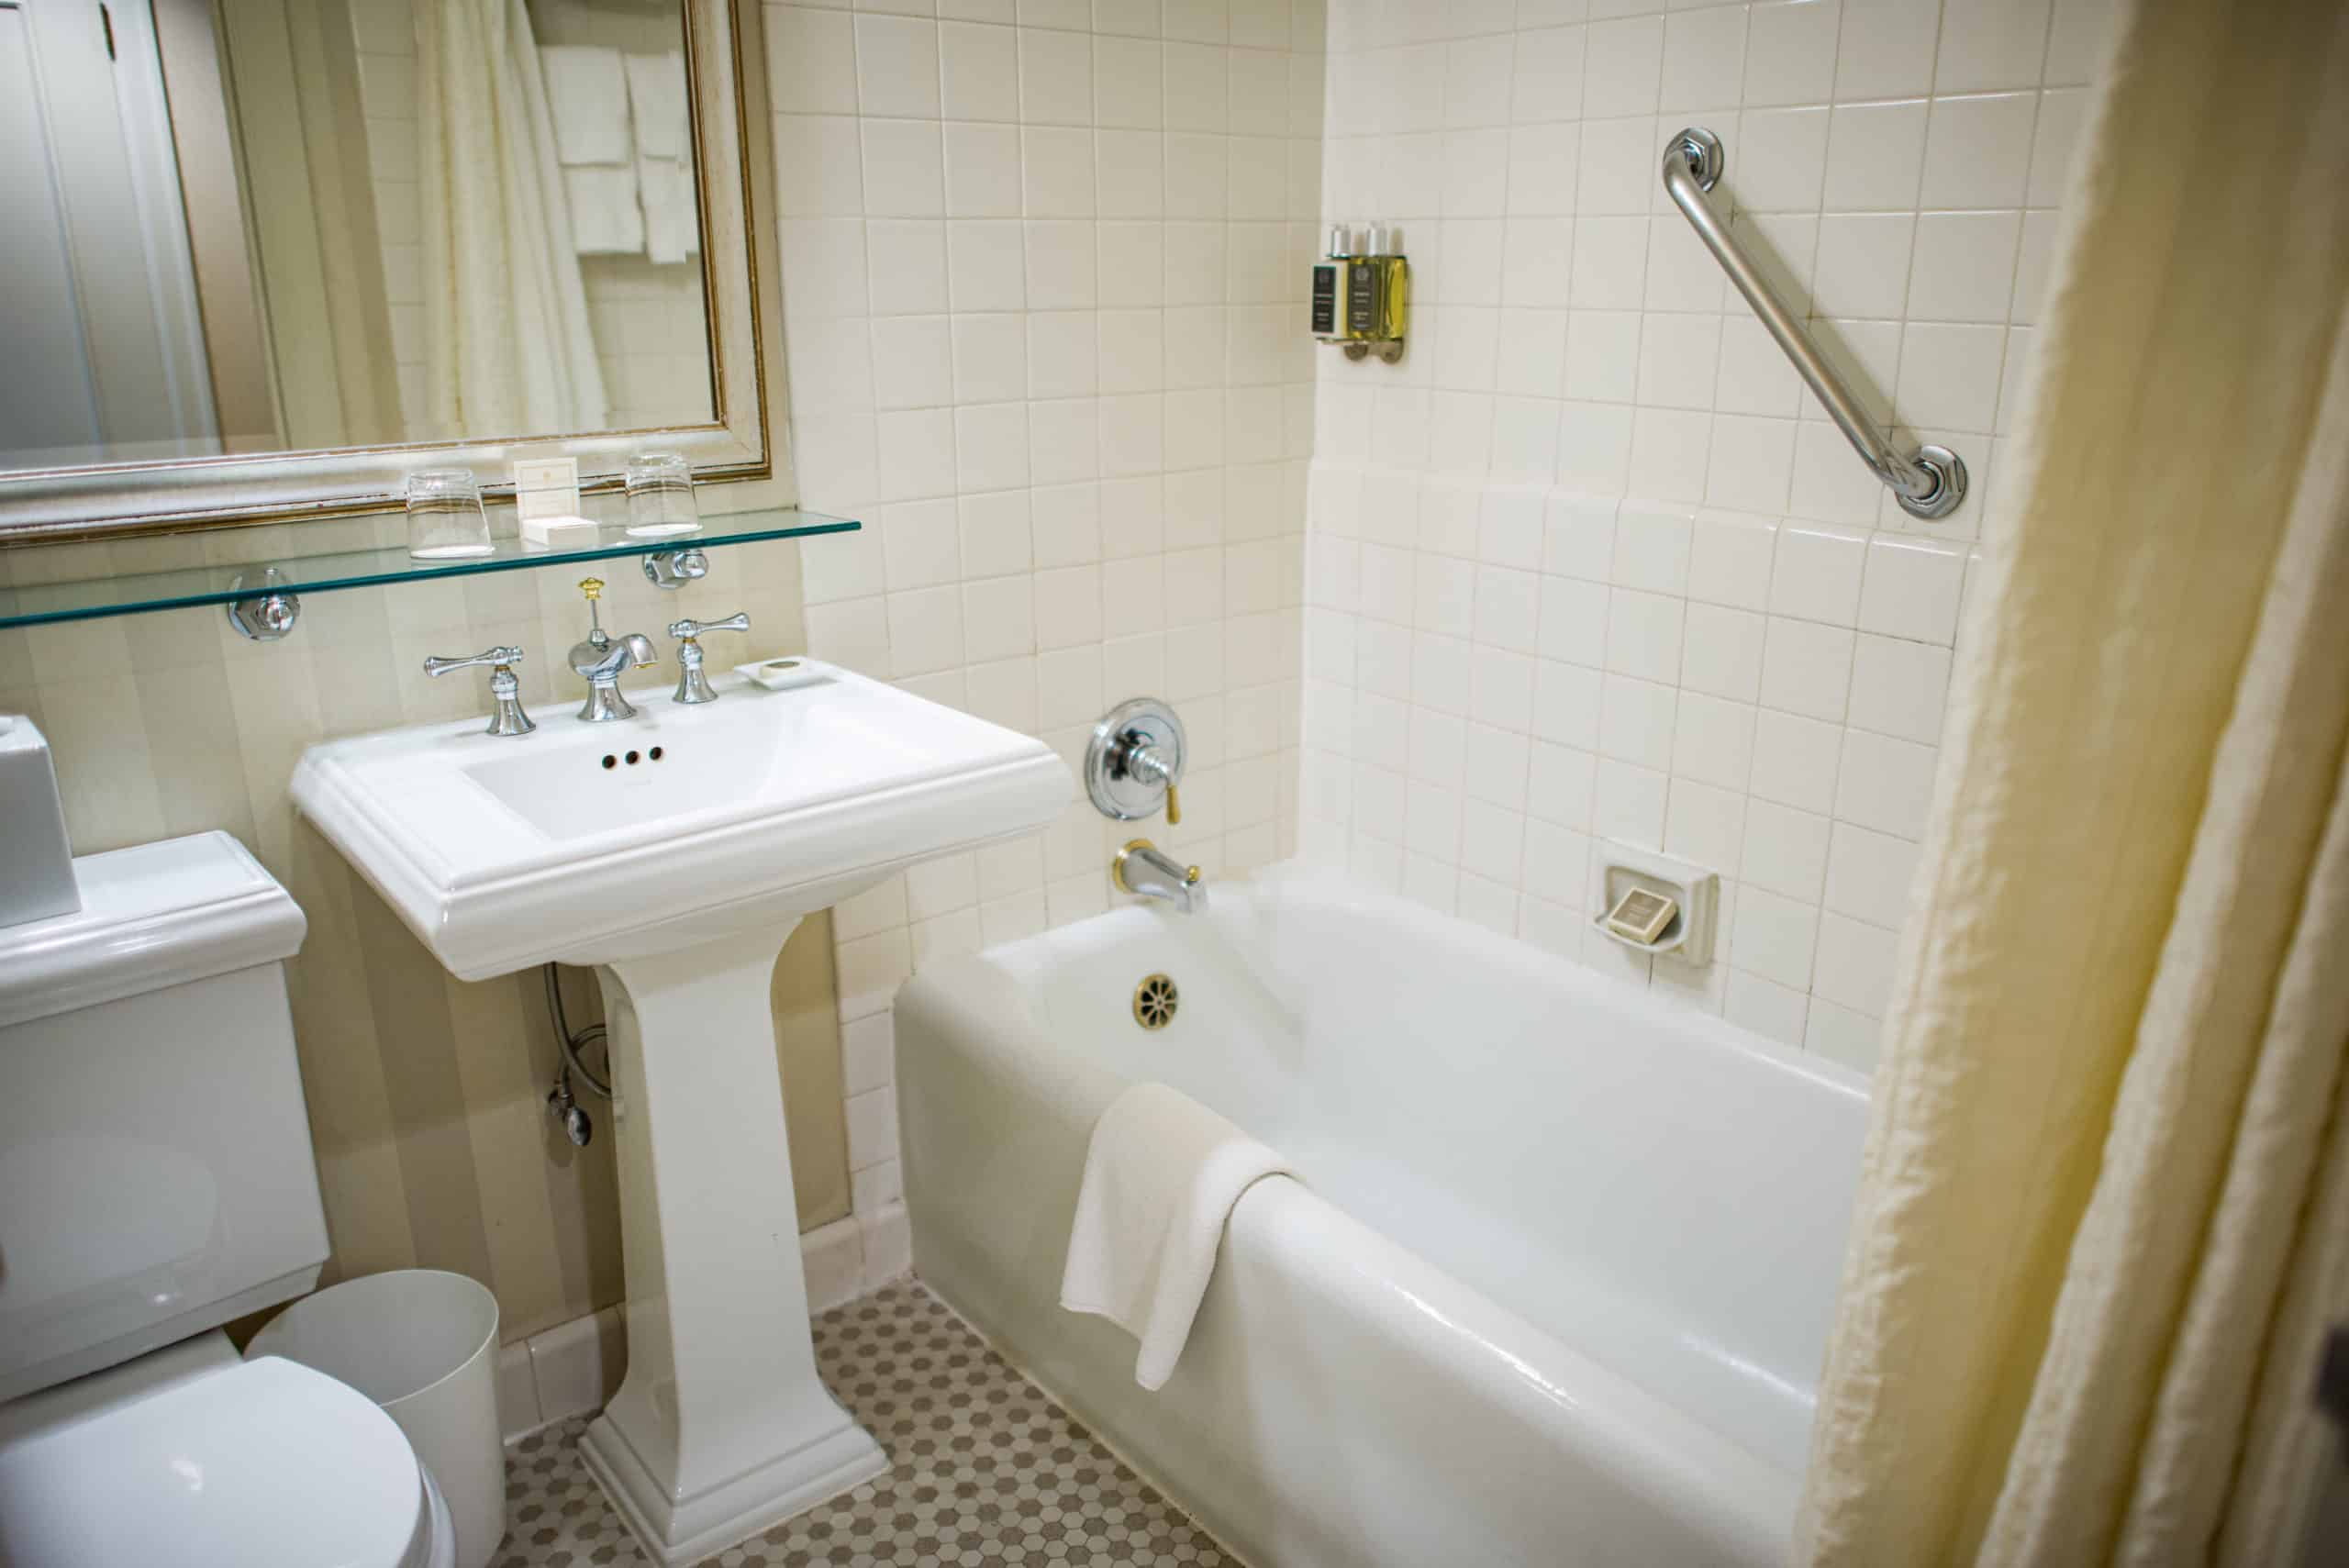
(575, 923), (887, 1566)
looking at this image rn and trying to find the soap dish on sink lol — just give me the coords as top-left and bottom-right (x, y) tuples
(732, 656), (835, 692)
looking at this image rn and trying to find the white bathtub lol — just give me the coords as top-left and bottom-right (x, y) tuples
(895, 867), (1868, 1567)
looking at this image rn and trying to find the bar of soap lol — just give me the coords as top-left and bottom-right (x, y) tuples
(731, 656), (835, 692)
(0, 716), (81, 927)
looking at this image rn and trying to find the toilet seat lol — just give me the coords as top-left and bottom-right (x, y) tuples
(0, 1355), (449, 1568)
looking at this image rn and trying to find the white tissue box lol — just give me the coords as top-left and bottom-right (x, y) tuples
(0, 716), (79, 927)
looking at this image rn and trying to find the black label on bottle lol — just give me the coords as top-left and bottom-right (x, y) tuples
(1347, 260), (1379, 336)
(1310, 263), (1339, 336)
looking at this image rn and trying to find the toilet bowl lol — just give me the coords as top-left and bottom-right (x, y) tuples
(0, 832), (462, 1568)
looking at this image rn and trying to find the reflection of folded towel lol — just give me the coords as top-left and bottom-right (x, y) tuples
(623, 50), (689, 161)
(1059, 1083), (1295, 1391)
(564, 165), (643, 255)
(637, 156), (698, 265)
(541, 47), (631, 165)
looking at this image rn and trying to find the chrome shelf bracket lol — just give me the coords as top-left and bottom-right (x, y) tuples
(225, 567), (300, 641)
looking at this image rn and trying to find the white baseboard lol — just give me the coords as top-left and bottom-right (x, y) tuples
(498, 1205), (916, 1442)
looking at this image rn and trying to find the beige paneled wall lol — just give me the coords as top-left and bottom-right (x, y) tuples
(0, 526), (843, 1345)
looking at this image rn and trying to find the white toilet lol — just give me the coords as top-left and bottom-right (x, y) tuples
(0, 831), (458, 1568)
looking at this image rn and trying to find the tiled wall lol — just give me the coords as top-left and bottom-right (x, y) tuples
(764, 0), (1325, 1218)
(1297, 0), (2113, 1069)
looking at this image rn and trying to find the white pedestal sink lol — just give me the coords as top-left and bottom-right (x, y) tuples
(292, 662), (1071, 1565)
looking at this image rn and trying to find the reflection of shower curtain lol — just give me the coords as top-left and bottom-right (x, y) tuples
(416, 0), (607, 439)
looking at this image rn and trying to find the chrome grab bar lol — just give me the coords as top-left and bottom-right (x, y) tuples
(1662, 127), (1967, 521)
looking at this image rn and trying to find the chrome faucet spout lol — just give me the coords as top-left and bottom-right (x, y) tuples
(1112, 839), (1207, 914)
(569, 631), (660, 723)
(566, 576), (661, 723)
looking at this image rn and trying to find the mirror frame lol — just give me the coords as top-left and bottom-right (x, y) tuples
(0, 0), (779, 544)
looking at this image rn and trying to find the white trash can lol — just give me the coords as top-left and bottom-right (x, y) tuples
(247, 1269), (506, 1568)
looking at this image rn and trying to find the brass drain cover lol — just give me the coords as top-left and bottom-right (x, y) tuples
(1133, 973), (1178, 1030)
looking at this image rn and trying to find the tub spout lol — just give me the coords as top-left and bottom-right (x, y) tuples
(1113, 839), (1207, 913)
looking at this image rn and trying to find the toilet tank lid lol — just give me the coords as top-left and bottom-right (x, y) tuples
(0, 832), (306, 1029)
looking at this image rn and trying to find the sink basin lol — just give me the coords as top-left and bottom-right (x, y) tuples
(291, 662), (1072, 1566)
(293, 663), (1069, 979)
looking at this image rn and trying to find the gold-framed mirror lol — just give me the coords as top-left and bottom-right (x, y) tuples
(0, 0), (778, 539)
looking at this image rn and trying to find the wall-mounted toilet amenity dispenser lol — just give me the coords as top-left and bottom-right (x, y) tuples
(1313, 224), (1408, 362)
(0, 717), (79, 927)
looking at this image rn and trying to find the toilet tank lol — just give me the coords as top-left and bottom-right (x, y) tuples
(0, 832), (326, 1403)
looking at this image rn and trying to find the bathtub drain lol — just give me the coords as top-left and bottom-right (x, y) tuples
(1132, 973), (1178, 1030)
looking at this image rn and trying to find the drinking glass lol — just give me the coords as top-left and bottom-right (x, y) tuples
(404, 469), (495, 559)
(624, 451), (700, 538)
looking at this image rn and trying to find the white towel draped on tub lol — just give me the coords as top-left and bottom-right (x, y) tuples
(1060, 1083), (1295, 1392)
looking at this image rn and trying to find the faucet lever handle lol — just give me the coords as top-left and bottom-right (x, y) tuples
(421, 648), (536, 738)
(423, 645), (525, 678)
(668, 612), (751, 706)
(667, 610), (751, 641)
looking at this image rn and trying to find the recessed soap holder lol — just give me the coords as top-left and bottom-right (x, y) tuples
(1591, 843), (1719, 966)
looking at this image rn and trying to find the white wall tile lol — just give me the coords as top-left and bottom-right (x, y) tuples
(1823, 99), (1928, 210)
(863, 121), (949, 216)
(1847, 632), (1951, 744)
(1583, 17), (1664, 118)
(857, 16), (943, 119)
(1747, 706), (1842, 815)
(1658, 6), (1747, 113)
(1759, 615), (1853, 721)
(1906, 210), (2021, 324)
(1834, 0), (1940, 100)
(1727, 966), (1810, 1046)
(1020, 27), (1097, 124)
(944, 122), (1025, 215)
(941, 22), (1021, 120)
(1824, 818), (1920, 929)
(1604, 589), (1684, 683)
(1932, 0), (2051, 94)
(1834, 727), (1937, 839)
(1671, 691), (1755, 790)
(1813, 911), (1898, 1017)
(1732, 884), (1819, 991)
(1767, 523), (1866, 624)
(1744, 1), (1838, 108)
(1857, 535), (1966, 644)
(1919, 92), (2039, 209)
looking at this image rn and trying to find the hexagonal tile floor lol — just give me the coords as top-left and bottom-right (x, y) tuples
(495, 1279), (1235, 1567)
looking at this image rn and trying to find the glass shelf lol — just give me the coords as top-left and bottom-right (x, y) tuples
(0, 507), (859, 631)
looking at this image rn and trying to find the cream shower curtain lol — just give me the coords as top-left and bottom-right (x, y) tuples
(1794, 2), (2349, 1565)
(417, 0), (607, 439)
